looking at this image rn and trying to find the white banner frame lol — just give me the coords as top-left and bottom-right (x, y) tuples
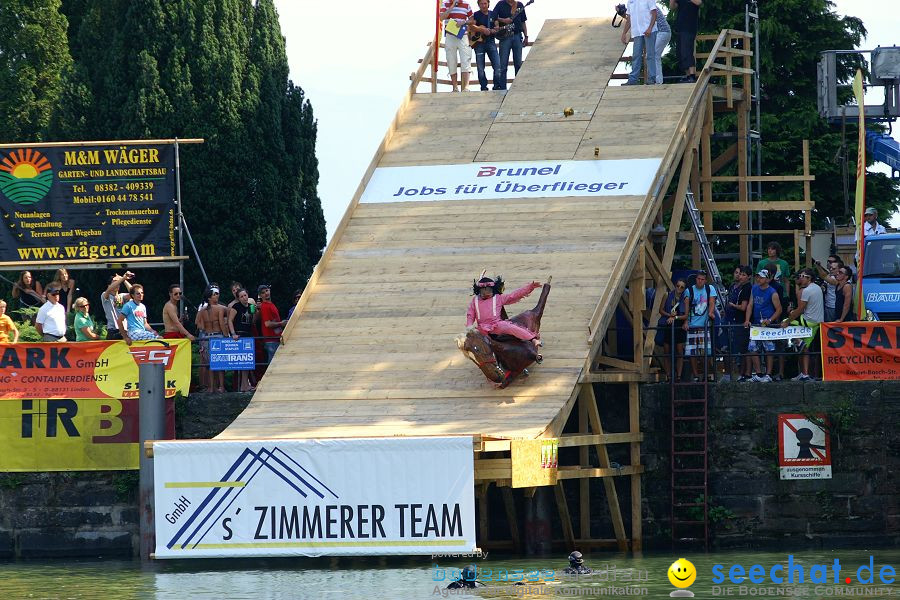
(153, 436), (476, 558)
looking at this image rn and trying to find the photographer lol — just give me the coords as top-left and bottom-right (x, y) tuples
(101, 271), (134, 340)
(620, 0), (659, 85)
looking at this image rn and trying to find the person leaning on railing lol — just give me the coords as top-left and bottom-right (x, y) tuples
(655, 279), (687, 381)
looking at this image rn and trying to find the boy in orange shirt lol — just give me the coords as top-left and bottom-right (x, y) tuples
(0, 300), (19, 343)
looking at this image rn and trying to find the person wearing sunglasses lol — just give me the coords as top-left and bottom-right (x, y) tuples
(162, 284), (196, 340)
(35, 287), (68, 342)
(73, 297), (99, 341)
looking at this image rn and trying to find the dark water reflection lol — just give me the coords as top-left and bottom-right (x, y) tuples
(1, 549), (899, 600)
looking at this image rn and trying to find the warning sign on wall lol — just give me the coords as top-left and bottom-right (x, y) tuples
(778, 414), (832, 480)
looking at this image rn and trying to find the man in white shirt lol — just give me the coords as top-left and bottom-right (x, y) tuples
(781, 268), (824, 381)
(622, 0), (658, 85)
(863, 206), (887, 237)
(35, 286), (68, 342)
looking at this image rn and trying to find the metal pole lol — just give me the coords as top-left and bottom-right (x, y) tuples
(139, 362), (166, 561)
(175, 140), (184, 316)
(180, 214), (210, 288)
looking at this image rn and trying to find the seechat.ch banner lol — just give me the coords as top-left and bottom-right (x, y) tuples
(0, 339), (191, 399)
(822, 321), (900, 381)
(153, 436), (476, 558)
(0, 143), (176, 265)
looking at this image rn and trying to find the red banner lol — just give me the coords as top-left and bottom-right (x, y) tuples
(821, 321), (900, 381)
(0, 339), (191, 399)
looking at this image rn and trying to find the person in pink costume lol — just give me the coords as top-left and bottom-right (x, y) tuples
(466, 275), (543, 359)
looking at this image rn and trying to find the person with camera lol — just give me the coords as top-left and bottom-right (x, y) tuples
(618, 2), (669, 84)
(670, 0), (701, 83)
(493, 0), (528, 90)
(101, 271), (134, 340)
(621, 0), (658, 85)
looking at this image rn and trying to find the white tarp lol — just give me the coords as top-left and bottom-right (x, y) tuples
(359, 159), (662, 203)
(153, 436), (475, 558)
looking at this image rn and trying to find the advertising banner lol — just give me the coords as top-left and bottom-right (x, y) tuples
(0, 142), (176, 265)
(821, 322), (900, 381)
(0, 397), (175, 471)
(778, 414), (832, 480)
(749, 325), (813, 341)
(359, 159), (662, 204)
(209, 337), (255, 371)
(153, 437), (476, 558)
(0, 339), (191, 399)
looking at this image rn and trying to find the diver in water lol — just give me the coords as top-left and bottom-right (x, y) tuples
(563, 551), (593, 575)
(447, 564), (486, 589)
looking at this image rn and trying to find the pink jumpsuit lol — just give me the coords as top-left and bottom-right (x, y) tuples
(466, 282), (540, 340)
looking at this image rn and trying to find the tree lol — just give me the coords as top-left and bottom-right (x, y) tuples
(0, 0), (71, 142)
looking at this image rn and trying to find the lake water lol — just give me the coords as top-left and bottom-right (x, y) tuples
(2, 549), (899, 599)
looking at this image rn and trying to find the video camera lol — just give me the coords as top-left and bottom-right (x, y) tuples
(612, 4), (627, 28)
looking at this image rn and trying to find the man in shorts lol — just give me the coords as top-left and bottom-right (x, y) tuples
(781, 268), (824, 381)
(744, 269), (782, 382)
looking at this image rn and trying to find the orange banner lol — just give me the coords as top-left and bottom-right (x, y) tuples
(821, 321), (900, 381)
(0, 339), (191, 399)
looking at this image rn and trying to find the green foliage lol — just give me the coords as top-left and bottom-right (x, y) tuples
(669, 0), (900, 255)
(687, 495), (737, 528)
(0, 0), (72, 142)
(8, 0), (325, 307)
(0, 473), (26, 490)
(14, 307), (41, 342)
(113, 471), (140, 502)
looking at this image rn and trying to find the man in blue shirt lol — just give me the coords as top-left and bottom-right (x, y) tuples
(682, 271), (717, 381)
(493, 0), (528, 90)
(471, 0), (500, 90)
(743, 269), (782, 382)
(118, 284), (160, 344)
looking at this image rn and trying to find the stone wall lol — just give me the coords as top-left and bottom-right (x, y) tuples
(638, 381), (900, 549)
(0, 393), (251, 559)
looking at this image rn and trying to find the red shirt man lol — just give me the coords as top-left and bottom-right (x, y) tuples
(258, 284), (287, 364)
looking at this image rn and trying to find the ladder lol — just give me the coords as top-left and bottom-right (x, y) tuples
(684, 190), (727, 300)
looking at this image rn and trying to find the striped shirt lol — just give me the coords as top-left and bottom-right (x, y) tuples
(442, 0), (473, 22)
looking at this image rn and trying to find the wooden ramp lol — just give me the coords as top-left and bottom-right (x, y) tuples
(219, 18), (695, 442)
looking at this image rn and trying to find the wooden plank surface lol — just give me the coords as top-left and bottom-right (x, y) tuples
(217, 17), (695, 442)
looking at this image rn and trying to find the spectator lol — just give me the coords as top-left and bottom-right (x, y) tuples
(35, 286), (68, 342)
(258, 284), (287, 365)
(118, 284), (160, 344)
(227, 281), (255, 310)
(621, 0), (658, 85)
(670, 0), (700, 83)
(287, 289), (303, 319)
(862, 206), (887, 237)
(682, 271), (717, 381)
(11, 270), (43, 316)
(0, 300), (19, 343)
(781, 268), (824, 381)
(162, 284), (196, 340)
(759, 259), (788, 381)
(813, 255), (843, 322)
(470, 0), (500, 91)
(833, 266), (853, 322)
(656, 279), (686, 381)
(73, 297), (99, 341)
(230, 288), (256, 392)
(756, 242), (791, 297)
(196, 284), (233, 393)
(724, 265), (752, 382)
(744, 269), (782, 382)
(49, 268), (77, 314)
(653, 2), (671, 84)
(493, 0), (528, 90)
(101, 272), (133, 340)
(441, 0), (474, 92)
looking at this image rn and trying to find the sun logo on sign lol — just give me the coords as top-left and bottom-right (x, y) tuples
(0, 149), (54, 205)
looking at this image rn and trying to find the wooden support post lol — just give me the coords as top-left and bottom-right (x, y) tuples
(737, 99), (750, 265)
(662, 138), (698, 271)
(580, 384), (629, 551)
(579, 390), (591, 541)
(479, 482), (490, 543)
(630, 249), (646, 372)
(628, 383), (643, 551)
(700, 91), (714, 271)
(501, 487), (522, 551)
(554, 481), (577, 549)
(691, 152), (702, 270)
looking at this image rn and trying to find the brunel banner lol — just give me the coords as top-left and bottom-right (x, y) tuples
(0, 339), (191, 399)
(153, 437), (476, 558)
(821, 321), (900, 381)
(0, 142), (176, 265)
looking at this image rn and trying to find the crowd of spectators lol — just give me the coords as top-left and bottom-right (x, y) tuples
(655, 243), (859, 384)
(0, 269), (303, 393)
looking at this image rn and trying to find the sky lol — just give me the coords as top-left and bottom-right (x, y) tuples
(272, 0), (900, 240)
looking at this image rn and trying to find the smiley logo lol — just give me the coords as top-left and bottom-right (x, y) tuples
(668, 558), (696, 588)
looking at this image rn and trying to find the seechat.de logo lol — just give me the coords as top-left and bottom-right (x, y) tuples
(128, 343), (176, 369)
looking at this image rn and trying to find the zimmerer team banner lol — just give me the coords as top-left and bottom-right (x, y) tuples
(153, 437), (476, 558)
(821, 322), (900, 381)
(359, 159), (662, 203)
(0, 142), (176, 265)
(0, 339), (190, 471)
